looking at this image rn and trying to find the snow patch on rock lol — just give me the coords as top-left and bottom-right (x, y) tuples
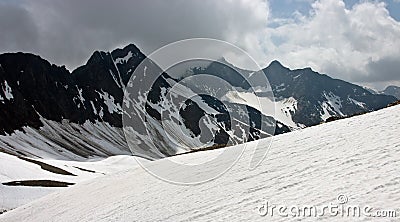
(97, 91), (122, 114)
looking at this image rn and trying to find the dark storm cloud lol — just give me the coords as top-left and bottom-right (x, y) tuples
(337, 56), (400, 84)
(0, 2), (39, 52)
(0, 0), (268, 70)
(0, 0), (399, 90)
(364, 57), (400, 82)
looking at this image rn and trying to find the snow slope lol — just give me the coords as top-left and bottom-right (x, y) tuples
(1, 105), (400, 221)
(0, 118), (131, 161)
(223, 91), (300, 129)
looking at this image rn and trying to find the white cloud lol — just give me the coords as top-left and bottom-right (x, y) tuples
(260, 0), (400, 87)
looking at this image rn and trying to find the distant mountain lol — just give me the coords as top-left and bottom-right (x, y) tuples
(262, 61), (396, 126)
(380, 85), (400, 99)
(0, 45), (396, 160)
(195, 59), (397, 127)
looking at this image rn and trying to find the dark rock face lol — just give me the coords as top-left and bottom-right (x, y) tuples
(0, 53), (75, 134)
(381, 85), (400, 99)
(0, 45), (147, 135)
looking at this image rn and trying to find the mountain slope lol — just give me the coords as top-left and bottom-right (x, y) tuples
(1, 104), (399, 221)
(264, 61), (397, 126)
(0, 52), (134, 159)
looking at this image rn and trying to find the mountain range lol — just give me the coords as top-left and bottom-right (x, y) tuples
(0, 44), (397, 160)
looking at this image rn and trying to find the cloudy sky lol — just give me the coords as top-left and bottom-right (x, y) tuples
(0, 0), (400, 90)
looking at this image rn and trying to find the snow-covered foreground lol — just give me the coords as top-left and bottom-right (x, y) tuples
(0, 154), (147, 212)
(1, 105), (400, 221)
